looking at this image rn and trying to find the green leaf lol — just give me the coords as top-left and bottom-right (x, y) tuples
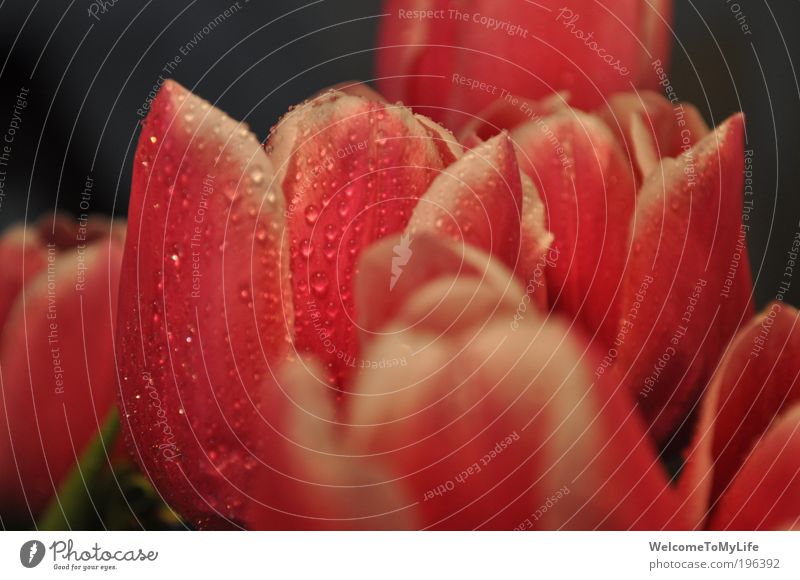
(38, 409), (120, 531)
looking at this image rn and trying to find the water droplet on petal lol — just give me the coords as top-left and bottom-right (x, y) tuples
(305, 204), (320, 225)
(325, 224), (337, 241)
(311, 272), (329, 297)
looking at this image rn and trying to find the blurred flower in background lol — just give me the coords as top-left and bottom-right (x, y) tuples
(0, 215), (182, 530)
(0, 215), (122, 525)
(377, 0), (672, 131)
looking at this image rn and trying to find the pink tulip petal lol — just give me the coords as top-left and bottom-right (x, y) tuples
(512, 109), (636, 344)
(356, 233), (522, 338)
(267, 89), (458, 389)
(680, 304), (800, 529)
(378, 0), (673, 131)
(117, 80), (292, 528)
(446, 134), (557, 290)
(597, 91), (710, 183)
(711, 405), (800, 530)
(414, 114), (465, 162)
(613, 114), (751, 446)
(457, 92), (568, 142)
(378, 0), (456, 120)
(0, 225), (46, 332)
(0, 240), (121, 517)
(638, 2), (674, 91)
(346, 239), (681, 530)
(460, 133), (484, 150)
(408, 133), (523, 269)
(316, 81), (389, 103)
(239, 359), (417, 530)
(517, 172), (553, 310)
(629, 112), (660, 178)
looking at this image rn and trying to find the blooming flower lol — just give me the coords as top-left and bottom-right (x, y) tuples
(0, 0), (792, 535)
(116, 79), (553, 528)
(490, 90), (753, 449)
(115, 70), (793, 530)
(377, 0), (673, 131)
(680, 304), (800, 530)
(114, 1), (793, 531)
(0, 215), (123, 522)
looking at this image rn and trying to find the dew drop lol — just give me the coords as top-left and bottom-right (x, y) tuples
(251, 167), (264, 185)
(325, 301), (338, 317)
(305, 205), (320, 225)
(311, 272), (330, 296)
(324, 224), (337, 241)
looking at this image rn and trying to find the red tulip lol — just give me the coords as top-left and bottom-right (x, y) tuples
(116, 80), (554, 528)
(0, 215), (123, 521)
(377, 0), (673, 131)
(117, 80), (782, 531)
(680, 304), (800, 530)
(462, 89), (753, 447)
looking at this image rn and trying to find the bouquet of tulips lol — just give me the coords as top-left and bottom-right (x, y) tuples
(1, 0), (797, 531)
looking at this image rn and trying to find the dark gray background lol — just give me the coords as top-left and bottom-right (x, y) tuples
(0, 0), (797, 308)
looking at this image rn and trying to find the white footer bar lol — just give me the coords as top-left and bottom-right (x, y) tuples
(1, 531), (798, 578)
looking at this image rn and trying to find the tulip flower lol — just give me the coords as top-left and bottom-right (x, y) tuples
(494, 92), (753, 448)
(0, 215), (123, 523)
(117, 76), (785, 530)
(680, 304), (800, 530)
(451, 83), (753, 447)
(377, 0), (673, 131)
(116, 79), (554, 528)
(118, 83), (668, 521)
(318, 246), (800, 532)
